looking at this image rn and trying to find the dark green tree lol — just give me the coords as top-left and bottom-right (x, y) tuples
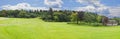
(48, 8), (54, 20)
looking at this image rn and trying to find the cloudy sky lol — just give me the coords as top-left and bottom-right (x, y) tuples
(0, 0), (120, 17)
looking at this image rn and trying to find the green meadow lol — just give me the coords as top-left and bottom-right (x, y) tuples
(0, 17), (120, 39)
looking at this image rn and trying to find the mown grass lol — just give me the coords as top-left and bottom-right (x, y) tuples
(0, 17), (120, 39)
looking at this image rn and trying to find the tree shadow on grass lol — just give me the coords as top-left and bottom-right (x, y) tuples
(67, 22), (119, 27)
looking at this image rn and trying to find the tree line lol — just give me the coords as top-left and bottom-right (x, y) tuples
(0, 8), (120, 26)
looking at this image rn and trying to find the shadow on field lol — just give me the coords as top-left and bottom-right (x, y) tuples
(67, 22), (118, 27)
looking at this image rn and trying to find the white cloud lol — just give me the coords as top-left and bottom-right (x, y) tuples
(75, 6), (96, 12)
(76, 0), (103, 7)
(1, 3), (62, 11)
(76, 0), (109, 15)
(75, 5), (108, 13)
(44, 0), (63, 8)
(76, 0), (120, 17)
(108, 7), (120, 17)
(2, 3), (30, 10)
(76, 0), (108, 10)
(1, 3), (48, 10)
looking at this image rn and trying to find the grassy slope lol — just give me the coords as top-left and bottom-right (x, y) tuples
(0, 17), (120, 39)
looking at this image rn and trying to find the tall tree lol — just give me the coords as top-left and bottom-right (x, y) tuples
(77, 11), (84, 24)
(48, 8), (54, 20)
(102, 16), (109, 25)
(78, 11), (84, 20)
(83, 12), (98, 23)
(1, 10), (7, 17)
(18, 10), (28, 18)
(71, 12), (78, 23)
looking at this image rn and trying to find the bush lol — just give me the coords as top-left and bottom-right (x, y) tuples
(91, 23), (102, 26)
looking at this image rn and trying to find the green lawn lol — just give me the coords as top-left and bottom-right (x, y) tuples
(0, 17), (120, 39)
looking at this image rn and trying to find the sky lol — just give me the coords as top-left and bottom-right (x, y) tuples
(0, 0), (120, 17)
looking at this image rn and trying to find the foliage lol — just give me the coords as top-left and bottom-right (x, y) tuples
(102, 16), (109, 25)
(0, 8), (111, 25)
(111, 17), (120, 25)
(83, 12), (97, 23)
(70, 12), (78, 22)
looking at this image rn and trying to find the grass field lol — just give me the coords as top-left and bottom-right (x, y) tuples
(0, 17), (120, 39)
